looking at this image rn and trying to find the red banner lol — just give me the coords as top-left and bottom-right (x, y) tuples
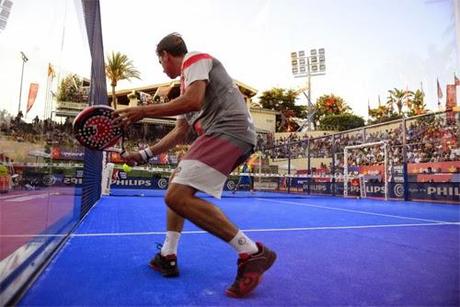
(446, 84), (457, 110)
(26, 83), (39, 113)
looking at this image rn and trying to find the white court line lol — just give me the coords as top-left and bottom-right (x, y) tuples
(0, 193), (30, 200)
(1, 222), (459, 238)
(257, 198), (452, 224)
(5, 193), (51, 202)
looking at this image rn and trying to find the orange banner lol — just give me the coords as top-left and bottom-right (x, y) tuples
(408, 161), (460, 174)
(26, 83), (39, 113)
(360, 161), (460, 175)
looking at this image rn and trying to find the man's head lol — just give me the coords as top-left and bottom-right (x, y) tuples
(156, 33), (188, 79)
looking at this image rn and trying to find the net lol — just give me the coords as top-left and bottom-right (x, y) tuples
(344, 141), (389, 200)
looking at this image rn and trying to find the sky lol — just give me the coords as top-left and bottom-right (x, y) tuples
(0, 0), (458, 122)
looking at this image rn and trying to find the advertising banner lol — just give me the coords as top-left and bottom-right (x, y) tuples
(51, 147), (85, 161)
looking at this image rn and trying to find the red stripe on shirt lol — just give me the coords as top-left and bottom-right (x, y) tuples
(182, 53), (212, 70)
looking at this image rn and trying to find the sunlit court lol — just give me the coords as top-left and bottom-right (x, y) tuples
(1, 0), (459, 306)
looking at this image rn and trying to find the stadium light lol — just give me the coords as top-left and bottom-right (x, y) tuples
(290, 48), (326, 131)
(0, 0), (13, 31)
(17, 51), (29, 115)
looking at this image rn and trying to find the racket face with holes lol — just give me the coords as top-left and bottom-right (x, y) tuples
(73, 105), (123, 150)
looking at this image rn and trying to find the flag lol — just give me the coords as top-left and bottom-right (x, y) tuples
(367, 99), (370, 114)
(437, 78), (443, 99)
(378, 95), (381, 106)
(455, 73), (460, 86)
(26, 83), (39, 113)
(47, 63), (55, 79)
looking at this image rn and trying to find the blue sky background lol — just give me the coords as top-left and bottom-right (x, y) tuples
(0, 0), (458, 121)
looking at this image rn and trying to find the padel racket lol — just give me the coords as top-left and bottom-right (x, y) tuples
(73, 105), (125, 152)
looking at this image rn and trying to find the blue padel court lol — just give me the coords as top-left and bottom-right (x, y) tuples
(18, 192), (459, 306)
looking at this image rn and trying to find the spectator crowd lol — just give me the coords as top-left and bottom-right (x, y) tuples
(1, 111), (459, 170)
(256, 113), (460, 173)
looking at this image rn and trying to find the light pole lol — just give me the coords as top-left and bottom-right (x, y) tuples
(18, 51), (29, 115)
(290, 48), (326, 131)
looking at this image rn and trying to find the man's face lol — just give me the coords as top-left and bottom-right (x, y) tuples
(158, 52), (178, 79)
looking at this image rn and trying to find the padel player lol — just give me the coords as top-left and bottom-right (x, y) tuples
(115, 33), (276, 298)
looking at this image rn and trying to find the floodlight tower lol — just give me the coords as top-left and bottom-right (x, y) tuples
(18, 51), (29, 115)
(290, 48), (326, 131)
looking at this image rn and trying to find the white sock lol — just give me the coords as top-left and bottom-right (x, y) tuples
(229, 230), (259, 255)
(160, 231), (181, 256)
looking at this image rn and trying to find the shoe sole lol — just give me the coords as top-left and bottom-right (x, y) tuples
(225, 250), (277, 298)
(149, 262), (180, 277)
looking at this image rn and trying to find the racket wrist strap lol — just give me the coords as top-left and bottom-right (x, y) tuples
(138, 147), (154, 162)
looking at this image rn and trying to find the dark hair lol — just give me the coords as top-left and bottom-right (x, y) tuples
(156, 33), (188, 57)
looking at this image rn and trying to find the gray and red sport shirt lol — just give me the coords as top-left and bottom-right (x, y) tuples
(178, 51), (256, 146)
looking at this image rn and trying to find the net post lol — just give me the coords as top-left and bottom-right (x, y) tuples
(257, 150), (262, 188)
(287, 148), (291, 193)
(359, 174), (366, 198)
(344, 146), (348, 197)
(307, 138), (311, 195)
(383, 142), (388, 201)
(401, 117), (409, 201)
(101, 162), (114, 196)
(331, 134), (336, 196)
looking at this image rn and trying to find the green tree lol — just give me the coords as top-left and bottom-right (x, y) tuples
(314, 94), (350, 128)
(106, 51), (141, 109)
(318, 113), (365, 131)
(257, 87), (306, 132)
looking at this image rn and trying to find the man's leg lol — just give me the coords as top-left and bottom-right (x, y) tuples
(149, 174), (186, 277)
(165, 183), (239, 241)
(159, 207), (184, 256)
(160, 169), (186, 256)
(149, 207), (183, 277)
(165, 183), (276, 298)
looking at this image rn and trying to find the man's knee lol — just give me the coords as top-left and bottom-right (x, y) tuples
(165, 189), (180, 210)
(164, 184), (193, 212)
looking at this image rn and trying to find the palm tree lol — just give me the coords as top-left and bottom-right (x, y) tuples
(387, 88), (412, 116)
(105, 52), (141, 109)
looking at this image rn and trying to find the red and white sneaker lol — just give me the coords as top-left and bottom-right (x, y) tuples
(225, 242), (277, 298)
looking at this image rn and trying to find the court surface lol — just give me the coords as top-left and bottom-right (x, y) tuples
(19, 192), (460, 306)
